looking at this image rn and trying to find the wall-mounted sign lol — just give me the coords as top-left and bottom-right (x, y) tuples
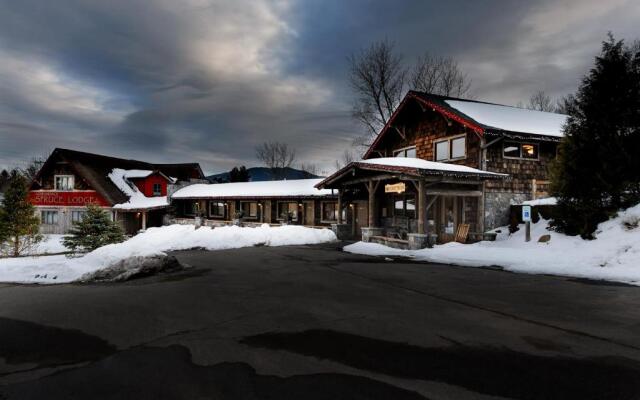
(28, 191), (110, 207)
(385, 182), (406, 194)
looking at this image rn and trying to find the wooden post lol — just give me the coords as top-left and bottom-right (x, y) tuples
(337, 189), (343, 224)
(367, 180), (378, 228)
(478, 183), (486, 233)
(417, 179), (427, 234)
(142, 211), (147, 230)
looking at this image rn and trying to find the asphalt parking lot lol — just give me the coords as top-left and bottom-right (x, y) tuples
(2, 242), (640, 399)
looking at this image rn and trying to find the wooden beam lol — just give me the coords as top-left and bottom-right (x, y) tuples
(337, 190), (343, 224)
(367, 180), (377, 227)
(427, 190), (483, 197)
(392, 126), (406, 140)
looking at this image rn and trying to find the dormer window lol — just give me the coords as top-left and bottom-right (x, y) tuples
(54, 175), (74, 191)
(153, 183), (162, 196)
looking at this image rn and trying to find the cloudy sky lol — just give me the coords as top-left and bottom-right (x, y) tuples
(1, 0), (638, 175)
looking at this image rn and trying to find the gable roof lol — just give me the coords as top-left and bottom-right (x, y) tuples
(317, 157), (507, 189)
(364, 91), (568, 158)
(31, 148), (204, 206)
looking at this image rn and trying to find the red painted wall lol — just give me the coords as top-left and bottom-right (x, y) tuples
(131, 173), (168, 197)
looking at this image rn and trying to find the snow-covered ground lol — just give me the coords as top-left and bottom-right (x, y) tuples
(0, 224), (337, 284)
(28, 235), (68, 255)
(345, 203), (640, 285)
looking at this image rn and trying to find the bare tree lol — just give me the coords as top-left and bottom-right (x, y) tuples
(298, 162), (319, 178)
(334, 149), (357, 171)
(525, 90), (556, 112)
(411, 53), (471, 97)
(555, 94), (576, 114)
(349, 40), (407, 147)
(255, 142), (296, 180)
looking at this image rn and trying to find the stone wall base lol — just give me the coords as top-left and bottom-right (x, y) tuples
(331, 223), (352, 240)
(484, 191), (530, 230)
(361, 227), (384, 242)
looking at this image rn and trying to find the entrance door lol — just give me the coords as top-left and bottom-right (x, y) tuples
(304, 201), (315, 226)
(352, 201), (368, 239)
(438, 196), (464, 243)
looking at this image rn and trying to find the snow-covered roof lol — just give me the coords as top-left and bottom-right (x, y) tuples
(108, 169), (169, 210)
(444, 100), (568, 138)
(172, 179), (335, 199)
(522, 197), (557, 206)
(357, 157), (507, 177)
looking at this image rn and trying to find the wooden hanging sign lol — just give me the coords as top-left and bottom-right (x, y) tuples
(385, 182), (406, 194)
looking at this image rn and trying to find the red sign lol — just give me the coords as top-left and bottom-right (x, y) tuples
(29, 191), (110, 207)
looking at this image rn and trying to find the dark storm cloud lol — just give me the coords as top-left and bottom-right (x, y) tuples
(0, 0), (638, 173)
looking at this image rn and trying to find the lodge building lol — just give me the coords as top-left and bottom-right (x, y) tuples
(29, 148), (205, 234)
(170, 179), (339, 227)
(316, 91), (566, 248)
(28, 91), (565, 248)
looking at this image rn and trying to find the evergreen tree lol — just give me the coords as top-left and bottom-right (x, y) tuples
(229, 166), (250, 182)
(0, 170), (42, 256)
(63, 204), (125, 253)
(551, 35), (640, 238)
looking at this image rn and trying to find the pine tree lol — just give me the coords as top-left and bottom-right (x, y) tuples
(63, 204), (125, 253)
(0, 170), (42, 256)
(229, 166), (250, 182)
(551, 35), (640, 238)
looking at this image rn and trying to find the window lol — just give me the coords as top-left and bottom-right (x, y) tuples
(241, 202), (258, 218)
(278, 202), (299, 221)
(152, 183), (162, 196)
(393, 195), (416, 218)
(209, 201), (225, 218)
(435, 135), (466, 161)
(322, 202), (338, 222)
(184, 201), (198, 216)
(393, 146), (416, 158)
(503, 142), (539, 160)
(41, 211), (58, 225)
(71, 210), (86, 223)
(54, 175), (74, 191)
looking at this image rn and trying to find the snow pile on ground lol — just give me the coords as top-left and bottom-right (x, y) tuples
(28, 235), (68, 255)
(0, 224), (337, 284)
(345, 203), (640, 285)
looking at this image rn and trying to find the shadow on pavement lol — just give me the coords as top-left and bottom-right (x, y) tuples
(0, 345), (427, 400)
(241, 329), (640, 400)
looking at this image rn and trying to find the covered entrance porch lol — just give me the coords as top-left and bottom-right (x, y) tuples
(316, 158), (507, 249)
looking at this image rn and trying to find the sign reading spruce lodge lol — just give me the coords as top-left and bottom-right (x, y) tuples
(29, 191), (110, 207)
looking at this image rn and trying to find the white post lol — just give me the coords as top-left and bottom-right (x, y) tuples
(142, 211), (147, 231)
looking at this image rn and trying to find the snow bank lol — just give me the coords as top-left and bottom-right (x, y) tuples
(0, 224), (337, 284)
(345, 203), (640, 285)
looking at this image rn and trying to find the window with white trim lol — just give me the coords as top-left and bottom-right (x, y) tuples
(503, 142), (539, 160)
(152, 183), (162, 196)
(393, 146), (416, 158)
(71, 210), (86, 223)
(41, 211), (58, 225)
(434, 135), (466, 161)
(54, 175), (74, 191)
(209, 201), (225, 218)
